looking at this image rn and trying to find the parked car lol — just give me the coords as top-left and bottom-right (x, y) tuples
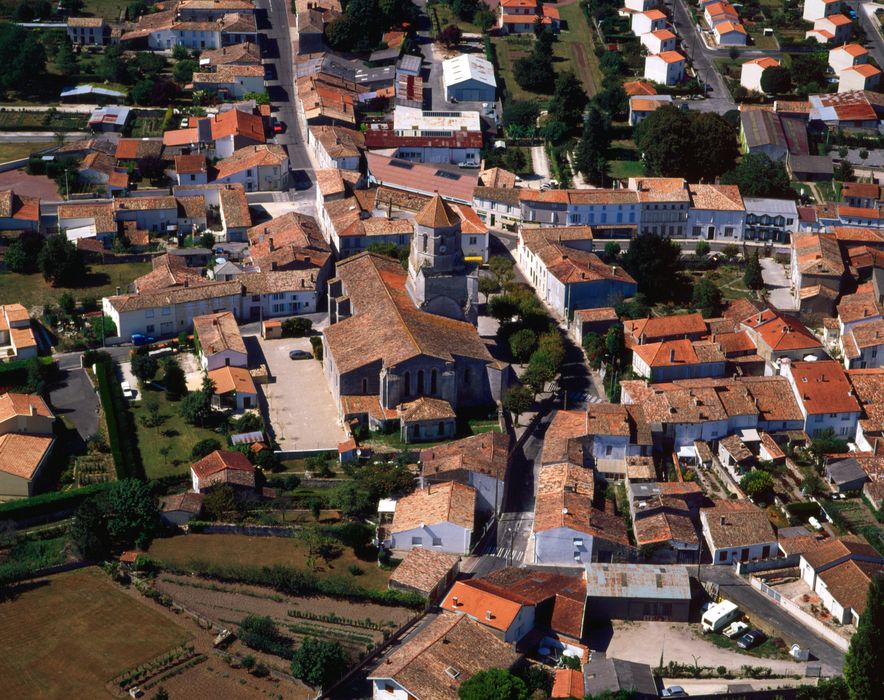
(131, 334), (155, 346)
(457, 161), (479, 169)
(723, 621), (749, 639)
(273, 120), (286, 134)
(737, 630), (765, 649)
(289, 349), (312, 360)
(661, 686), (689, 697)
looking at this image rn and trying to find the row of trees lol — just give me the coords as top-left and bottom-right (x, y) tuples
(324, 0), (417, 53)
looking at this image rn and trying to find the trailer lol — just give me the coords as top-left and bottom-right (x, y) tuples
(701, 600), (740, 633)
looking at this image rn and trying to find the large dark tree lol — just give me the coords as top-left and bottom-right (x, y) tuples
(290, 637), (348, 689)
(721, 153), (795, 198)
(744, 253), (764, 291)
(4, 232), (43, 274)
(760, 65), (792, 95)
(692, 278), (723, 318)
(459, 669), (528, 700)
(38, 235), (86, 287)
(574, 104), (611, 186)
(844, 575), (884, 700)
(620, 233), (683, 303)
(548, 71), (588, 125)
(0, 23), (46, 94)
(635, 106), (738, 181)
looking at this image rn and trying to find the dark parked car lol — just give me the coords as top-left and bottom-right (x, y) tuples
(661, 687), (689, 698)
(289, 349), (312, 360)
(737, 630), (765, 649)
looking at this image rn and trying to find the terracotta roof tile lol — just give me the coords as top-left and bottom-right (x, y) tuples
(420, 431), (510, 482)
(391, 482), (477, 534)
(702, 500), (775, 549)
(388, 548), (459, 596)
(0, 433), (53, 480)
(0, 393), (53, 423)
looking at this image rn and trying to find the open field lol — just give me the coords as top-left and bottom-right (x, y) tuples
(609, 139), (644, 180)
(699, 264), (754, 301)
(429, 2), (483, 35)
(147, 533), (392, 591)
(0, 568), (191, 699)
(0, 261), (151, 309)
(0, 141), (52, 163)
(0, 110), (88, 131)
(82, 0), (129, 19)
(131, 384), (223, 480)
(155, 572), (414, 668)
(492, 4), (601, 103)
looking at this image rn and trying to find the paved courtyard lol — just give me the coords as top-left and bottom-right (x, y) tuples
(589, 621), (805, 674)
(761, 257), (797, 312)
(251, 333), (347, 454)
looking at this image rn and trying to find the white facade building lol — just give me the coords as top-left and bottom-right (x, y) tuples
(644, 51), (686, 86)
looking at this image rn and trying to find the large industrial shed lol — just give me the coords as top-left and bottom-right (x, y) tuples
(442, 54), (497, 103)
(584, 563), (692, 621)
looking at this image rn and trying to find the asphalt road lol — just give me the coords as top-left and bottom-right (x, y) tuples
(667, 0), (736, 114)
(853, 1), (884, 68)
(700, 565), (846, 675)
(256, 0), (315, 202)
(48, 367), (98, 443)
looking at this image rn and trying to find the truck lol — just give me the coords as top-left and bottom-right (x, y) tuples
(701, 600), (740, 633)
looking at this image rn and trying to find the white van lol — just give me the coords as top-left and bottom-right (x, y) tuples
(701, 600), (740, 633)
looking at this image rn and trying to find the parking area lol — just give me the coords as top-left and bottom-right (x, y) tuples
(588, 621), (805, 675)
(250, 333), (348, 454)
(48, 367), (99, 442)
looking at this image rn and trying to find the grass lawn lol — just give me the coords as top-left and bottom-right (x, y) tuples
(492, 5), (601, 104)
(609, 139), (644, 180)
(0, 261), (151, 309)
(82, 0), (129, 19)
(0, 567), (191, 699)
(132, 386), (223, 480)
(747, 28), (779, 50)
(0, 141), (52, 162)
(430, 2), (482, 35)
(0, 110), (88, 131)
(364, 417), (501, 451)
(697, 264), (754, 301)
(130, 116), (165, 138)
(147, 533), (392, 591)
(708, 630), (792, 660)
(815, 180), (841, 203)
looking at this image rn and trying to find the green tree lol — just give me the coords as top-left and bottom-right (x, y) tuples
(437, 24), (462, 49)
(70, 496), (111, 559)
(489, 256), (515, 288)
(509, 328), (537, 362)
(105, 479), (159, 548)
(692, 278), (723, 318)
(131, 79), (155, 106)
(809, 428), (849, 470)
(690, 112), (740, 182)
(844, 574), (884, 699)
(605, 325), (624, 364)
(721, 153), (795, 198)
(743, 253), (764, 290)
(620, 233), (683, 303)
(139, 395), (163, 432)
(54, 39), (78, 79)
(98, 45), (129, 83)
(0, 24), (46, 95)
(760, 65), (792, 95)
(583, 331), (605, 369)
(503, 385), (533, 424)
(478, 274), (499, 303)
(203, 484), (238, 521)
(172, 43), (189, 60)
(721, 243), (740, 262)
(38, 234), (86, 286)
(695, 240), (711, 257)
(488, 294), (520, 324)
(740, 470), (775, 502)
(180, 376), (214, 425)
(634, 105), (694, 178)
(835, 160), (856, 183)
(604, 242), (621, 260)
(191, 438), (222, 460)
(574, 104), (611, 186)
(503, 101), (539, 130)
(163, 359), (187, 401)
(131, 353), (159, 385)
(329, 481), (373, 518)
(458, 668), (528, 700)
(59, 292), (76, 316)
(549, 71), (588, 125)
(290, 637), (348, 688)
(172, 59), (198, 83)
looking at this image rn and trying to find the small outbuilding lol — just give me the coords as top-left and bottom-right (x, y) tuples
(584, 563), (692, 621)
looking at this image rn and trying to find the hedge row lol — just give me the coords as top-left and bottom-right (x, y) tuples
(92, 353), (144, 480)
(785, 502), (821, 519)
(160, 559), (424, 609)
(0, 482), (113, 521)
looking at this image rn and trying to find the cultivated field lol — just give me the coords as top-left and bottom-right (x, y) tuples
(148, 533), (393, 591)
(155, 573), (415, 667)
(0, 568), (191, 699)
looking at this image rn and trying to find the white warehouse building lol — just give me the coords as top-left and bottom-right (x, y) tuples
(442, 53), (497, 103)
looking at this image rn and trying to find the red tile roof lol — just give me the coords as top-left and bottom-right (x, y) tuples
(790, 360), (861, 415)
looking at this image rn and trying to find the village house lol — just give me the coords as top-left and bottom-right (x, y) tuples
(631, 493), (700, 564)
(740, 57), (780, 94)
(384, 481), (477, 555)
(0, 304), (37, 361)
(798, 536), (884, 625)
(307, 125), (365, 171)
(631, 339), (727, 383)
(420, 431), (510, 514)
(828, 43), (869, 73)
(442, 53), (497, 103)
(700, 500), (778, 564)
(472, 187), (521, 229)
(644, 51), (686, 86)
(740, 308), (826, 368)
(497, 0), (561, 33)
(0, 189), (40, 232)
(213, 144), (289, 192)
(533, 463), (631, 565)
(624, 312), (707, 346)
(839, 64), (882, 93)
(207, 364), (258, 412)
(387, 547), (460, 602)
(67, 17), (109, 45)
(159, 491), (205, 526)
(190, 449), (256, 493)
(192, 64), (265, 100)
(367, 612), (521, 700)
(687, 184), (745, 241)
(0, 393), (55, 499)
(807, 14), (852, 44)
(784, 359), (861, 438)
(193, 311), (247, 371)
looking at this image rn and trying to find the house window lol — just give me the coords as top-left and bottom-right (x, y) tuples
(469, 236), (477, 245)
(162, 307), (171, 316)
(411, 536), (422, 546)
(145, 309), (154, 318)
(718, 551), (728, 562)
(438, 421), (445, 435)
(417, 369), (425, 394)
(431, 369), (438, 394)
(605, 445), (613, 456)
(463, 367), (471, 385)
(404, 371), (411, 396)
(146, 325), (155, 333)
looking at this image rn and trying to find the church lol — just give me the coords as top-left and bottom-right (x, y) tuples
(322, 195), (508, 432)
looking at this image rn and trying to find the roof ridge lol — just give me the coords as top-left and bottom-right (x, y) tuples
(364, 253), (423, 360)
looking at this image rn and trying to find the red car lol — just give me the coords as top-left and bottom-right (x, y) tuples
(273, 120), (286, 134)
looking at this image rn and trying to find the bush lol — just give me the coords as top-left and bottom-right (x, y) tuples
(191, 439), (222, 460)
(309, 336), (323, 361)
(0, 483), (114, 521)
(281, 317), (313, 337)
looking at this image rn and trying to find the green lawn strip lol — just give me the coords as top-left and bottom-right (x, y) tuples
(0, 262), (151, 308)
(82, 0), (130, 19)
(431, 3), (482, 35)
(708, 631), (792, 661)
(131, 387), (223, 480)
(558, 2), (602, 96)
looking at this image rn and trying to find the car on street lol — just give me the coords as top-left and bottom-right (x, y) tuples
(737, 630), (766, 649)
(661, 686), (689, 697)
(272, 119), (286, 134)
(289, 349), (312, 360)
(131, 334), (155, 346)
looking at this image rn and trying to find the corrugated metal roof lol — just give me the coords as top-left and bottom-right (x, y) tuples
(584, 563), (691, 599)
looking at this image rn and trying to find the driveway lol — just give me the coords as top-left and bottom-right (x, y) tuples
(251, 333), (347, 454)
(48, 367), (99, 443)
(760, 257), (797, 312)
(590, 620), (805, 674)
